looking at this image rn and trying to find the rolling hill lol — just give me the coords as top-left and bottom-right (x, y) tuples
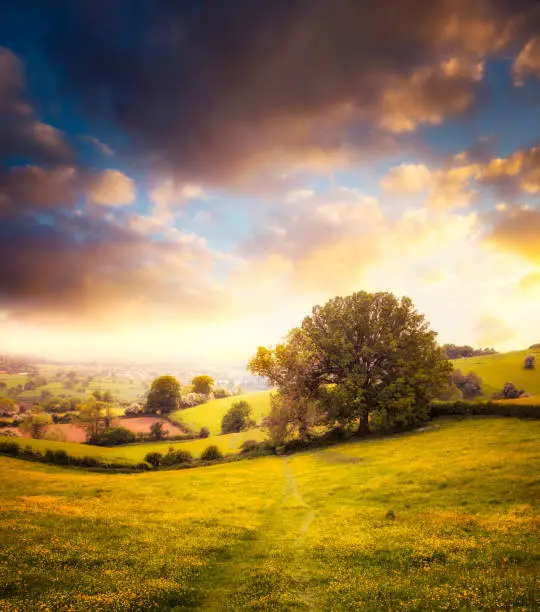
(1, 417), (538, 610)
(171, 391), (271, 435)
(452, 347), (540, 398)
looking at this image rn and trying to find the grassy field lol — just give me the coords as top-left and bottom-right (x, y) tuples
(453, 348), (540, 397)
(171, 391), (271, 435)
(0, 417), (538, 610)
(0, 428), (266, 464)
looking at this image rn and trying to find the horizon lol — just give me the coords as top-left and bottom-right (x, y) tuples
(1, 1), (540, 363)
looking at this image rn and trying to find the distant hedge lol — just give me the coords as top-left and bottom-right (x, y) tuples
(430, 400), (540, 419)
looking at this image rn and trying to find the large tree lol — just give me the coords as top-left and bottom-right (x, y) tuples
(250, 291), (451, 439)
(146, 375), (181, 414)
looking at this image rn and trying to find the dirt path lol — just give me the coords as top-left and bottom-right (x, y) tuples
(201, 457), (316, 611)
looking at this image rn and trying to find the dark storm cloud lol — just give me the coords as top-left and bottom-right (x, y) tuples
(14, 0), (540, 184)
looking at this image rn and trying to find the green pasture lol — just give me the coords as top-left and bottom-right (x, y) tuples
(453, 348), (540, 397)
(0, 417), (538, 610)
(171, 391), (271, 434)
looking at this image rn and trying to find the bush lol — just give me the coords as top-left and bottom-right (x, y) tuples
(0, 440), (20, 456)
(53, 449), (70, 465)
(144, 451), (163, 467)
(200, 445), (223, 461)
(160, 446), (193, 466)
(221, 401), (255, 434)
(493, 382), (525, 400)
(213, 388), (231, 399)
(124, 403), (144, 417)
(80, 455), (103, 467)
(524, 355), (536, 369)
(180, 393), (209, 409)
(199, 426), (210, 438)
(92, 426), (136, 446)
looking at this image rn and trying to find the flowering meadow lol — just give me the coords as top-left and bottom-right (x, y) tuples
(0, 417), (538, 610)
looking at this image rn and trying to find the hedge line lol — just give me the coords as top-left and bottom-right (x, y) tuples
(429, 400), (540, 419)
(0, 439), (271, 473)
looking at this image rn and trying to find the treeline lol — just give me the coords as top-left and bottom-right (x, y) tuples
(442, 344), (498, 359)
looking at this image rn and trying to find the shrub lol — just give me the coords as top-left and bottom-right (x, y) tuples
(180, 393), (209, 409)
(149, 421), (167, 441)
(135, 462), (150, 471)
(493, 381), (525, 400)
(124, 403), (144, 417)
(160, 446), (193, 466)
(213, 388), (231, 399)
(524, 355), (536, 369)
(92, 426), (136, 446)
(80, 455), (102, 467)
(53, 449), (70, 465)
(200, 445), (223, 461)
(221, 401), (255, 434)
(144, 451), (163, 468)
(0, 440), (20, 456)
(430, 400), (540, 419)
(239, 439), (260, 454)
(44, 449), (55, 463)
(199, 426), (210, 439)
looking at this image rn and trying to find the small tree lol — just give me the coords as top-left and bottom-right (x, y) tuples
(20, 407), (52, 439)
(145, 451), (162, 468)
(146, 376), (181, 414)
(199, 426), (210, 438)
(0, 397), (16, 417)
(221, 401), (255, 434)
(192, 375), (214, 395)
(149, 421), (167, 441)
(524, 355), (535, 370)
(201, 445), (223, 461)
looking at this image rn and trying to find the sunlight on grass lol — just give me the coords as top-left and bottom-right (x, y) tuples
(0, 417), (538, 610)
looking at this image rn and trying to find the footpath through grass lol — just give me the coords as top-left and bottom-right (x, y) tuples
(0, 417), (538, 610)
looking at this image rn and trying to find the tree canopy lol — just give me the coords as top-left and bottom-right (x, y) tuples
(192, 375), (214, 395)
(146, 375), (181, 414)
(249, 291), (451, 444)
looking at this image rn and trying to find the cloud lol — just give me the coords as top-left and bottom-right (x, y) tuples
(0, 48), (73, 164)
(378, 63), (483, 133)
(0, 165), (78, 214)
(513, 37), (540, 84)
(83, 135), (114, 156)
(381, 164), (432, 192)
(0, 212), (227, 326)
(519, 272), (540, 294)
(20, 0), (536, 185)
(88, 169), (136, 207)
(486, 205), (540, 263)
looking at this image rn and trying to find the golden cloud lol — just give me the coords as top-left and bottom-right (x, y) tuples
(487, 206), (540, 263)
(381, 163), (432, 192)
(88, 170), (136, 207)
(514, 37), (540, 85)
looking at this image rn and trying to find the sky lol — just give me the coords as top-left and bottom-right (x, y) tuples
(0, 0), (539, 365)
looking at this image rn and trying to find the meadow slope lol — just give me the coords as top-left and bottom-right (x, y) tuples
(453, 348), (540, 397)
(0, 417), (538, 610)
(171, 391), (271, 435)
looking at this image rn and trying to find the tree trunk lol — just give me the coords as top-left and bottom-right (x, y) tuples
(356, 411), (370, 437)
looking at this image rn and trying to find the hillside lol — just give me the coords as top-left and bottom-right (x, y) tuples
(171, 391), (271, 434)
(453, 347), (540, 397)
(0, 417), (538, 610)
